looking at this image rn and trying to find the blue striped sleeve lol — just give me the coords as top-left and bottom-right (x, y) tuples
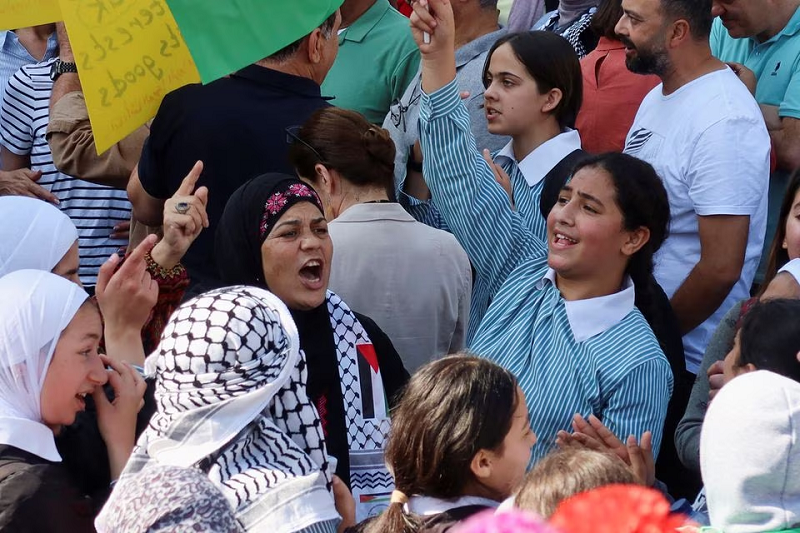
(419, 79), (546, 295)
(600, 357), (673, 460)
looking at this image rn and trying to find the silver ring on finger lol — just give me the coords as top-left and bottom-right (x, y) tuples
(175, 201), (190, 215)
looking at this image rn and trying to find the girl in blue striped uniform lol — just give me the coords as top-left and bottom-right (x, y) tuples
(405, 30), (584, 342)
(408, 0), (673, 465)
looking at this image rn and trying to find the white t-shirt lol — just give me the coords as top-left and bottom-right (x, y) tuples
(624, 67), (770, 373)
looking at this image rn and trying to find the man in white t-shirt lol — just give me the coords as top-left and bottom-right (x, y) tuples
(618, 0), (770, 374)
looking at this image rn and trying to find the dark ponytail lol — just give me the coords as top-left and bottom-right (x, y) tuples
(364, 354), (518, 533)
(570, 153), (670, 293)
(288, 107), (396, 198)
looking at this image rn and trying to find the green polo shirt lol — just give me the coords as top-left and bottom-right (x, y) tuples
(710, 8), (800, 119)
(321, 0), (420, 123)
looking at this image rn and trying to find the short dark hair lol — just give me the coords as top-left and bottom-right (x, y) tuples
(289, 107), (396, 198)
(478, 0), (499, 8)
(483, 31), (582, 129)
(660, 0), (713, 39)
(268, 10), (338, 63)
(738, 299), (800, 383)
(591, 0), (623, 40)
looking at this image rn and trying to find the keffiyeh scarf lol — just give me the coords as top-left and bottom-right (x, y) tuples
(215, 173), (395, 521)
(327, 291), (393, 522)
(99, 286), (339, 533)
(541, 6), (597, 58)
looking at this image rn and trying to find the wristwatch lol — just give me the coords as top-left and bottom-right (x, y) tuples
(49, 59), (78, 81)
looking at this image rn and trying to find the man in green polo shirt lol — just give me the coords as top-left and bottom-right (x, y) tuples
(711, 0), (800, 283)
(711, 0), (800, 171)
(321, 0), (420, 123)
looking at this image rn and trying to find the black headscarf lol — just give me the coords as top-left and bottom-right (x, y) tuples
(216, 173), (325, 288)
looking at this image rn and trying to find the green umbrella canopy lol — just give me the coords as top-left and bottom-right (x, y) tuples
(166, 0), (345, 84)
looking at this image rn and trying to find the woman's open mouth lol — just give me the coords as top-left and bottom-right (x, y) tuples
(299, 259), (325, 290)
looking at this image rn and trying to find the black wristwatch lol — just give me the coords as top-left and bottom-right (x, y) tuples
(49, 59), (78, 81)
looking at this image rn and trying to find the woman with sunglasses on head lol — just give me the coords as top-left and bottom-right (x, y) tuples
(288, 107), (471, 372)
(216, 174), (409, 523)
(406, 0), (673, 465)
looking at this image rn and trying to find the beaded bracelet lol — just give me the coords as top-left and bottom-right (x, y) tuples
(145, 251), (185, 280)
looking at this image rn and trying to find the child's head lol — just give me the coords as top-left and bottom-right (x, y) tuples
(368, 354), (535, 533)
(482, 31), (582, 137)
(723, 298), (800, 385)
(515, 448), (635, 518)
(546, 153), (670, 291)
(763, 169), (800, 289)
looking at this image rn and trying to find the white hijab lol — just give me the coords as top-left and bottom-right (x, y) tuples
(0, 269), (88, 461)
(0, 196), (78, 276)
(701, 371), (800, 533)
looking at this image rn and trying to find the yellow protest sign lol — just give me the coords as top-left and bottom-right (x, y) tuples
(59, 0), (200, 153)
(0, 0), (61, 29)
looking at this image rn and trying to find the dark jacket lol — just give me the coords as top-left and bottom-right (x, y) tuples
(0, 445), (96, 532)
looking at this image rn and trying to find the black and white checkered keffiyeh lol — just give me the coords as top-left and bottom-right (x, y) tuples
(327, 292), (394, 521)
(540, 7), (597, 59)
(97, 286), (339, 533)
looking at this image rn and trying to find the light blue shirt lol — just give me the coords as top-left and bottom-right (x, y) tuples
(430, 127), (581, 343)
(0, 30), (58, 119)
(710, 10), (800, 118)
(419, 80), (673, 463)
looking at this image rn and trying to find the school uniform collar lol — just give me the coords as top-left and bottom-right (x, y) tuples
(405, 495), (499, 516)
(340, 0), (391, 43)
(0, 417), (61, 462)
(537, 269), (636, 343)
(333, 202), (415, 223)
(494, 129), (582, 187)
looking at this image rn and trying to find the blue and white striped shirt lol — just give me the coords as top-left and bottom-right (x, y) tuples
(419, 80), (673, 463)
(0, 60), (130, 287)
(405, 85), (581, 341)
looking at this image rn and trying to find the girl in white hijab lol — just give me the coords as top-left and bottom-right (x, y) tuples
(0, 161), (208, 358)
(0, 270), (145, 531)
(0, 195), (80, 281)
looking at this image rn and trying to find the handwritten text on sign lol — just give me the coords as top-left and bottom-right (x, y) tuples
(60, 0), (200, 153)
(0, 0), (61, 29)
